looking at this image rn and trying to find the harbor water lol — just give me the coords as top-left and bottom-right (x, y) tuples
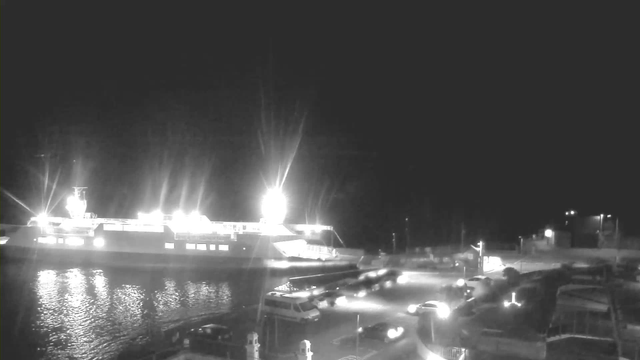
(0, 259), (294, 360)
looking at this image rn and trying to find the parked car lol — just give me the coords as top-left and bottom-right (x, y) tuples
(184, 324), (233, 348)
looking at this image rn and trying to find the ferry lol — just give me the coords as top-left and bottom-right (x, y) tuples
(0, 187), (363, 271)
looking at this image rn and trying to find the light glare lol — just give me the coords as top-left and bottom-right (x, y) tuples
(36, 213), (49, 226)
(261, 189), (287, 224)
(93, 237), (105, 247)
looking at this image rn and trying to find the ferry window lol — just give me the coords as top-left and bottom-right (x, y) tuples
(218, 244), (229, 251)
(186, 243), (196, 250)
(65, 237), (84, 246)
(165, 243), (175, 249)
(209, 244), (216, 250)
(196, 244), (207, 251)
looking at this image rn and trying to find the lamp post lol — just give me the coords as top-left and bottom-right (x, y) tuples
(544, 229), (554, 247)
(599, 214), (604, 233)
(471, 241), (484, 275)
(405, 217), (410, 254)
(355, 313), (360, 360)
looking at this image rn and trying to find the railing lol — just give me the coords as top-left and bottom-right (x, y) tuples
(132, 345), (183, 360)
(133, 338), (246, 360)
(188, 338), (245, 359)
(548, 310), (640, 360)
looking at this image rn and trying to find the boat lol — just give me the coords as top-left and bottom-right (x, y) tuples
(0, 187), (363, 271)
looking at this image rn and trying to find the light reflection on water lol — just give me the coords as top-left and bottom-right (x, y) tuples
(2, 265), (287, 360)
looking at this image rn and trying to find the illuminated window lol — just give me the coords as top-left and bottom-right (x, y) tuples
(196, 244), (207, 251)
(37, 236), (57, 244)
(165, 243), (175, 249)
(218, 244), (229, 251)
(65, 237), (84, 246)
(186, 243), (196, 250)
(209, 245), (216, 250)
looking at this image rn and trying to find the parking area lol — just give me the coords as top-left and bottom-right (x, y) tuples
(258, 271), (460, 360)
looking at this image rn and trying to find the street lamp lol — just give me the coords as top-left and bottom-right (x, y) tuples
(544, 229), (555, 247)
(261, 189), (287, 224)
(471, 241), (484, 275)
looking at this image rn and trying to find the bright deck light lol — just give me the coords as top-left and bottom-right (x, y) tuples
(36, 213), (49, 226)
(544, 229), (553, 238)
(261, 189), (287, 224)
(93, 237), (105, 247)
(66, 195), (86, 218)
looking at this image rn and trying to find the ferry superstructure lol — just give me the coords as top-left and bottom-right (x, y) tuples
(0, 188), (362, 270)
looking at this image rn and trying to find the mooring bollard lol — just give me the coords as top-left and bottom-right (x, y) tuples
(297, 340), (312, 360)
(246, 332), (260, 360)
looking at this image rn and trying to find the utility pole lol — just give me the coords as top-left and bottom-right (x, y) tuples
(614, 217), (620, 248)
(392, 233), (397, 254)
(615, 217), (620, 265)
(405, 217), (410, 254)
(460, 222), (466, 253)
(478, 241), (484, 275)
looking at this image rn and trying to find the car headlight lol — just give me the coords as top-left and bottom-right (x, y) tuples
(407, 304), (417, 314)
(387, 329), (398, 338)
(396, 275), (408, 284)
(335, 296), (347, 306)
(357, 290), (367, 298)
(456, 278), (465, 287)
(436, 304), (451, 319)
(358, 327), (363, 333)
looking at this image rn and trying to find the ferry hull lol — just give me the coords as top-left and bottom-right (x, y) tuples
(0, 244), (357, 275)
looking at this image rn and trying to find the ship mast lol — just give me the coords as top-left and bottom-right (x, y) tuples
(66, 187), (88, 219)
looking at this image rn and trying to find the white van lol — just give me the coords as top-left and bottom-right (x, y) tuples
(262, 292), (321, 323)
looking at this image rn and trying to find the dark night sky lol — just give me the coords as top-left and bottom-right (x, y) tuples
(1, 4), (638, 252)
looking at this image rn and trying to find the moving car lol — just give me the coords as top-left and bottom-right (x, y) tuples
(407, 300), (451, 319)
(459, 275), (492, 297)
(310, 289), (348, 308)
(464, 275), (492, 289)
(357, 322), (405, 343)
